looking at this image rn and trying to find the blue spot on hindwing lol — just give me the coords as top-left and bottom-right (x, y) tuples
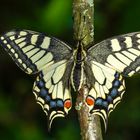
(113, 80), (120, 87)
(95, 98), (108, 109)
(37, 80), (44, 88)
(45, 95), (51, 102)
(95, 98), (103, 106)
(110, 88), (118, 98)
(107, 95), (113, 102)
(57, 100), (64, 108)
(102, 101), (108, 108)
(50, 101), (56, 108)
(40, 88), (48, 97)
(114, 72), (120, 79)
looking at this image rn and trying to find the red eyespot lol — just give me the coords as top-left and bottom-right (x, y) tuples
(86, 96), (95, 106)
(64, 100), (72, 109)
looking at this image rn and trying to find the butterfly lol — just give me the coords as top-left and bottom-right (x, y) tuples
(0, 30), (140, 130)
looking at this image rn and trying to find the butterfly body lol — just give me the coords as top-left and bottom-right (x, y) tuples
(71, 44), (86, 91)
(1, 29), (140, 130)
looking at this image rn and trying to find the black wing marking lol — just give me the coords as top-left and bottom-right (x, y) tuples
(33, 60), (73, 129)
(0, 29), (72, 74)
(87, 32), (140, 77)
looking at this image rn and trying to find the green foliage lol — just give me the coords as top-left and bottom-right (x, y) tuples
(39, 0), (72, 34)
(0, 0), (140, 139)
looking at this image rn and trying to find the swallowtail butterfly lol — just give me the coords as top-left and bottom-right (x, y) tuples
(0, 30), (140, 130)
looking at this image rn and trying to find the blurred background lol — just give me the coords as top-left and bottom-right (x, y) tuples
(0, 0), (140, 140)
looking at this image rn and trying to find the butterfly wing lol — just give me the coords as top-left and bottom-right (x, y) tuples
(87, 32), (140, 76)
(0, 29), (73, 128)
(33, 60), (73, 129)
(86, 32), (140, 129)
(84, 61), (125, 130)
(0, 29), (72, 74)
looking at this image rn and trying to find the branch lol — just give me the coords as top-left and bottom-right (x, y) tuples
(73, 0), (103, 140)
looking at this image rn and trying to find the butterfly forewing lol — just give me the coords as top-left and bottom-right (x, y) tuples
(0, 29), (72, 74)
(87, 32), (140, 77)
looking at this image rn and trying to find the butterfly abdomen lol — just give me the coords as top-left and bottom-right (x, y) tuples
(71, 63), (82, 91)
(71, 46), (85, 91)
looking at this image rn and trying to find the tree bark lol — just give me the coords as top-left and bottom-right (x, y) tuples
(73, 0), (103, 140)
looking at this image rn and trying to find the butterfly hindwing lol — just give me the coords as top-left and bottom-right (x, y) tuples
(33, 60), (73, 128)
(0, 29), (72, 74)
(87, 32), (140, 77)
(84, 60), (125, 130)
